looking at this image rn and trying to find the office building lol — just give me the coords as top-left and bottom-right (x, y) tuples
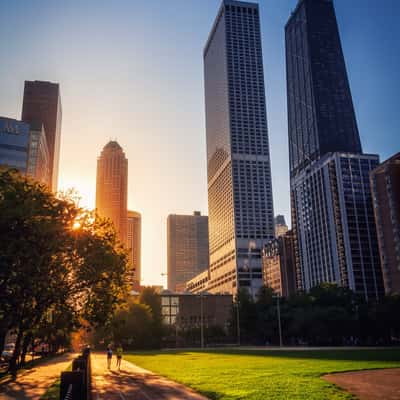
(167, 212), (209, 292)
(161, 291), (232, 332)
(370, 153), (400, 294)
(204, 0), (274, 296)
(274, 215), (288, 238)
(96, 141), (128, 244)
(285, 0), (362, 178)
(22, 81), (62, 191)
(27, 122), (50, 187)
(292, 153), (384, 300)
(0, 117), (30, 173)
(262, 230), (296, 297)
(127, 210), (142, 289)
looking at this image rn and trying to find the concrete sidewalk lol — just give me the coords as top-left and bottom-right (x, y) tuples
(0, 353), (74, 400)
(92, 353), (208, 400)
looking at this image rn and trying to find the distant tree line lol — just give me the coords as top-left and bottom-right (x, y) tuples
(234, 284), (400, 346)
(0, 168), (129, 374)
(90, 287), (163, 349)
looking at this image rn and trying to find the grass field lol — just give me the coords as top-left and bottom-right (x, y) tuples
(125, 348), (400, 400)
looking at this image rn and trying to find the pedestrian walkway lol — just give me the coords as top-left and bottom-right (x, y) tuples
(91, 353), (208, 400)
(0, 353), (74, 400)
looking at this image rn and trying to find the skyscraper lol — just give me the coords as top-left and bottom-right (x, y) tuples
(96, 141), (128, 245)
(285, 0), (384, 299)
(167, 212), (209, 292)
(285, 0), (362, 178)
(370, 153), (400, 295)
(22, 81), (62, 191)
(127, 210), (142, 289)
(204, 0), (274, 295)
(292, 153), (384, 299)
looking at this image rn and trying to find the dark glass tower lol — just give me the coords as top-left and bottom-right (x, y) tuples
(22, 81), (62, 191)
(285, 0), (362, 177)
(204, 0), (274, 295)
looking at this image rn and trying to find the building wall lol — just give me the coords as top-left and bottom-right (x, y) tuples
(285, 0), (361, 178)
(371, 153), (400, 294)
(167, 212), (209, 292)
(204, 0), (274, 296)
(22, 80), (62, 191)
(127, 210), (141, 288)
(27, 123), (50, 187)
(96, 141), (128, 245)
(161, 293), (232, 331)
(292, 153), (384, 300)
(0, 117), (30, 173)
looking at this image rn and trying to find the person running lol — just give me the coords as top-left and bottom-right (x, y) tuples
(116, 344), (123, 371)
(106, 346), (113, 369)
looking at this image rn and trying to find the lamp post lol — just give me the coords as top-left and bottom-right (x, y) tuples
(273, 294), (283, 347)
(200, 292), (205, 349)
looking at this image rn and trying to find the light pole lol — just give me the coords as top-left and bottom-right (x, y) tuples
(273, 294), (283, 347)
(200, 292), (205, 349)
(235, 301), (241, 346)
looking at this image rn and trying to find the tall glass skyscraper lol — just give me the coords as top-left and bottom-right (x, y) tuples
(22, 80), (62, 192)
(285, 0), (362, 178)
(286, 0), (384, 299)
(204, 0), (274, 295)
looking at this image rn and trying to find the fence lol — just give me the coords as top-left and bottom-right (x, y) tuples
(60, 347), (91, 400)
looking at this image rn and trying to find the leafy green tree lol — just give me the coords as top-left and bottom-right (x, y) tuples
(0, 169), (128, 374)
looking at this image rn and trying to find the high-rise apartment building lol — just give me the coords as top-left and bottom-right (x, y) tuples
(285, 0), (362, 178)
(204, 0), (274, 295)
(96, 141), (128, 245)
(22, 81), (62, 191)
(274, 215), (288, 238)
(127, 210), (142, 289)
(370, 153), (400, 294)
(167, 212), (209, 292)
(292, 153), (384, 300)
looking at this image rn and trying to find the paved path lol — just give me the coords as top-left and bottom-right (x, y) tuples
(91, 353), (208, 400)
(0, 353), (74, 400)
(324, 368), (400, 400)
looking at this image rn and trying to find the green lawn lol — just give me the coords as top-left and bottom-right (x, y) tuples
(40, 363), (72, 400)
(125, 348), (400, 400)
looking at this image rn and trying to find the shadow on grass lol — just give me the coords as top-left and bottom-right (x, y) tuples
(127, 348), (400, 363)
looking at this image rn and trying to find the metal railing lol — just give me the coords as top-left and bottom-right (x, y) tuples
(60, 348), (91, 400)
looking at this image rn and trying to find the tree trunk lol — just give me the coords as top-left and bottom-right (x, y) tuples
(20, 332), (32, 367)
(8, 326), (23, 376)
(0, 327), (7, 356)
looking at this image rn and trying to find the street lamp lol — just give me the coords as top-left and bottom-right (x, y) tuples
(273, 294), (283, 347)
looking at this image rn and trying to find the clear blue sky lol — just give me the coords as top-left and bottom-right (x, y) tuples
(0, 0), (399, 285)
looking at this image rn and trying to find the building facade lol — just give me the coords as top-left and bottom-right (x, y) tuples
(262, 230), (296, 297)
(285, 0), (362, 178)
(161, 291), (232, 332)
(292, 153), (384, 300)
(204, 0), (274, 296)
(370, 153), (400, 294)
(127, 210), (142, 289)
(167, 212), (209, 292)
(0, 117), (30, 173)
(274, 215), (288, 238)
(96, 141), (128, 245)
(27, 122), (50, 187)
(22, 80), (62, 191)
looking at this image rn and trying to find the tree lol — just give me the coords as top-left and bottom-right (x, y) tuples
(0, 168), (128, 374)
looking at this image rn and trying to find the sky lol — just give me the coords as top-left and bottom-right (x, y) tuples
(0, 0), (399, 286)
